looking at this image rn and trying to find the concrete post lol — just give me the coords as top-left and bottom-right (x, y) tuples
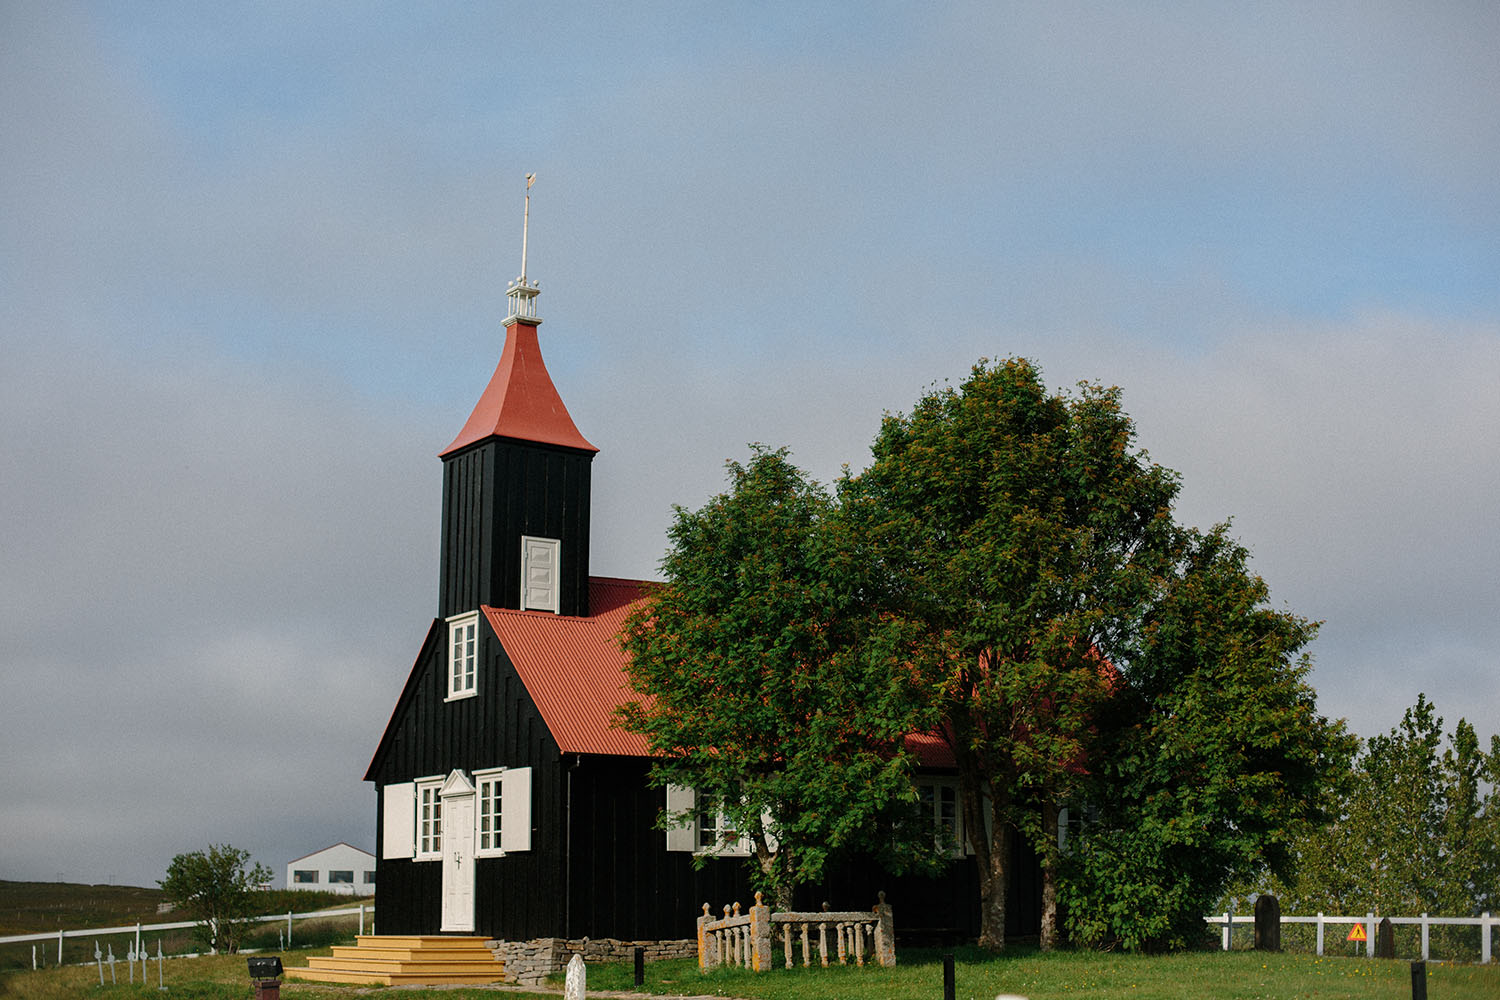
(873, 891), (896, 967)
(696, 903), (715, 971)
(750, 892), (772, 972)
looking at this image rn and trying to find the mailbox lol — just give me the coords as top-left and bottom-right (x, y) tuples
(246, 955), (283, 980)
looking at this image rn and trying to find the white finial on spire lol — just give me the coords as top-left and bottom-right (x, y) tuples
(506, 172), (541, 325)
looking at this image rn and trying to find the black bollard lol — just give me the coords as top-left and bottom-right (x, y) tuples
(1410, 960), (1427, 1000)
(633, 946), (644, 986)
(943, 952), (955, 1000)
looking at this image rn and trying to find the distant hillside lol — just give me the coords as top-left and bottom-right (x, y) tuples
(0, 881), (166, 937)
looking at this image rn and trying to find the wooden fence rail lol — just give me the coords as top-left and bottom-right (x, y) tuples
(1206, 911), (1494, 963)
(0, 904), (374, 968)
(697, 892), (894, 972)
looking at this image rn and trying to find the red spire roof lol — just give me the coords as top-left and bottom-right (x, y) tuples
(441, 320), (598, 457)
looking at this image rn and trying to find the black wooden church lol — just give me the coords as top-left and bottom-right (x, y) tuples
(364, 238), (1040, 945)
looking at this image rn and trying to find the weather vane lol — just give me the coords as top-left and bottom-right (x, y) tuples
(505, 172), (541, 324)
(521, 172), (536, 283)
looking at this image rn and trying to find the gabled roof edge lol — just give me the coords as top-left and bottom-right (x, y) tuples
(364, 619), (445, 783)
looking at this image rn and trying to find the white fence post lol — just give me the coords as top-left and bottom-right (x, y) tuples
(1315, 913), (1324, 956)
(359, 904), (365, 936)
(1484, 912), (1492, 964)
(287, 911), (293, 947)
(1421, 913), (1429, 961)
(1222, 911), (1231, 951)
(1365, 913), (1375, 960)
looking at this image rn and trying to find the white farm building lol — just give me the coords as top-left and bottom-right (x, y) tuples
(285, 842), (375, 894)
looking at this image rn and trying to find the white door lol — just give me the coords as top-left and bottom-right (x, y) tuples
(440, 774), (476, 932)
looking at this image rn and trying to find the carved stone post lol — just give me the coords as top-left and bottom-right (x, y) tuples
(750, 892), (773, 971)
(697, 903), (716, 971)
(873, 891), (896, 967)
(1254, 894), (1281, 952)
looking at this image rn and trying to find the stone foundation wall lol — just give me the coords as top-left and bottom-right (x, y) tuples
(487, 937), (697, 986)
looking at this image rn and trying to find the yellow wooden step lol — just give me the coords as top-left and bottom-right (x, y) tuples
(286, 934), (507, 987)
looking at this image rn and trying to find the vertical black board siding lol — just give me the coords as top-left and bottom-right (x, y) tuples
(369, 624), (568, 939)
(566, 758), (752, 941)
(439, 437), (593, 619)
(561, 758), (1032, 943)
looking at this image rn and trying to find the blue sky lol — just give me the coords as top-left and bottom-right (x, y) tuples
(2, 2), (1497, 890)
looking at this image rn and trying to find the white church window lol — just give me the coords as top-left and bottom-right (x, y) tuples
(475, 768), (504, 855)
(416, 777), (444, 859)
(474, 766), (533, 856)
(917, 778), (966, 858)
(446, 612), (479, 701)
(663, 785), (755, 856)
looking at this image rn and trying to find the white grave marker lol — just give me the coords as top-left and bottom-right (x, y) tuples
(564, 953), (586, 1000)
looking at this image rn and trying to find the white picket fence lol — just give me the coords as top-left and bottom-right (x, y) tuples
(0, 903), (374, 969)
(1207, 910), (1495, 963)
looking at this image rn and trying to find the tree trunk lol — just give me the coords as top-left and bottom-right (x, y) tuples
(977, 820), (1010, 951)
(756, 837), (795, 911)
(1039, 800), (1060, 951)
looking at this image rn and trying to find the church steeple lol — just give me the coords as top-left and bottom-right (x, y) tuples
(437, 176), (595, 618)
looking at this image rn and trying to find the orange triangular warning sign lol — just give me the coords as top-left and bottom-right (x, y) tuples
(1347, 924), (1367, 942)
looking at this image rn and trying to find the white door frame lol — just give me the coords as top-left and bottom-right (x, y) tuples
(439, 770), (476, 933)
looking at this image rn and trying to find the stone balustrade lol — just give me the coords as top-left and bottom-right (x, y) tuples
(697, 892), (895, 972)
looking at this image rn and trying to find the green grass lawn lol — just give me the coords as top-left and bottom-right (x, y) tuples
(0, 882), (374, 973)
(3, 943), (1497, 999)
(0, 948), (558, 1000)
(586, 946), (1500, 1000)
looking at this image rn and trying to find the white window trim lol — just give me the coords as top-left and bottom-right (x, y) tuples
(468, 766), (533, 857)
(446, 612), (479, 702)
(917, 777), (965, 859)
(663, 785), (755, 857)
(520, 536), (561, 613)
(474, 767), (506, 857)
(414, 776), (445, 861)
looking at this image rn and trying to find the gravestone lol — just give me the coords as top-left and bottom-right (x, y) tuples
(1375, 917), (1395, 959)
(564, 953), (586, 1000)
(1254, 894), (1281, 951)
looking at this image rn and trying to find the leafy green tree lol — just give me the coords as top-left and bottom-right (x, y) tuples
(158, 844), (272, 953)
(1060, 526), (1354, 950)
(618, 446), (939, 908)
(1268, 695), (1500, 925)
(840, 359), (1181, 950)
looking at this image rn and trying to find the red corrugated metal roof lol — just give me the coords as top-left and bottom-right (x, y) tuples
(481, 576), (653, 756)
(905, 731), (957, 769)
(441, 320), (598, 456)
(484, 578), (967, 769)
